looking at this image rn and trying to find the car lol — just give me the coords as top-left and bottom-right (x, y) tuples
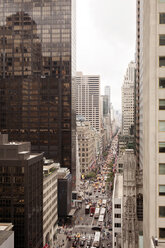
(87, 240), (91, 246)
(80, 240), (85, 246)
(91, 226), (102, 231)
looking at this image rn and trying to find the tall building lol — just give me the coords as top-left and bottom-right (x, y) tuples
(122, 61), (136, 135)
(0, 134), (43, 248)
(57, 168), (72, 222)
(0, 0), (76, 188)
(76, 72), (101, 132)
(43, 159), (58, 248)
(135, 0), (141, 167)
(135, 0), (143, 237)
(112, 173), (123, 248)
(140, 0), (165, 247)
(104, 85), (111, 114)
(122, 150), (138, 248)
(77, 120), (96, 174)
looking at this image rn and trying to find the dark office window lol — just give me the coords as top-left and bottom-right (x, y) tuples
(159, 206), (165, 217)
(160, 13), (165, 24)
(159, 228), (165, 238)
(114, 204), (121, 209)
(160, 35), (165, 45)
(159, 143), (165, 153)
(159, 185), (165, 195)
(159, 57), (165, 67)
(159, 78), (165, 88)
(114, 223), (121, 228)
(115, 214), (121, 218)
(159, 100), (165, 110)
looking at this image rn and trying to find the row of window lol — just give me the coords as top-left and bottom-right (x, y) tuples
(159, 15), (165, 239)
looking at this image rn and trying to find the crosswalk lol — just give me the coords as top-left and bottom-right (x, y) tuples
(74, 224), (93, 228)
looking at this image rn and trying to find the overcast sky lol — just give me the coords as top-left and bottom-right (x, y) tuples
(76, 0), (136, 110)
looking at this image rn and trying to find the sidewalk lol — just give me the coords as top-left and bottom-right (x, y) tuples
(54, 230), (68, 248)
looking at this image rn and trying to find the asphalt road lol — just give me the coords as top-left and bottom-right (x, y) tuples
(68, 178), (113, 248)
(56, 134), (119, 248)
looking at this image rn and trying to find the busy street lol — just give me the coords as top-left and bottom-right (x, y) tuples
(56, 133), (119, 248)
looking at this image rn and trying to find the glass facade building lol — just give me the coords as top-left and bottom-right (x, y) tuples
(0, 0), (76, 187)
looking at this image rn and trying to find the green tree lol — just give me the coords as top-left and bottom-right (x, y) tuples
(85, 171), (97, 179)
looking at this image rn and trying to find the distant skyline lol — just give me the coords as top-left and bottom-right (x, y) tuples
(76, 0), (136, 110)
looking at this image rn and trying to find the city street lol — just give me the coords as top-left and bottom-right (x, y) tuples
(55, 133), (119, 248)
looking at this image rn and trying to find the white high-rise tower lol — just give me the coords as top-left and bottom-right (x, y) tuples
(122, 61), (135, 135)
(76, 72), (101, 132)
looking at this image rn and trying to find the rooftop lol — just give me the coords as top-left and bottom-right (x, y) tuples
(0, 231), (13, 246)
(0, 223), (13, 246)
(0, 223), (13, 231)
(58, 167), (70, 179)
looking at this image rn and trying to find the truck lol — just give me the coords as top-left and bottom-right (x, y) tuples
(94, 208), (100, 219)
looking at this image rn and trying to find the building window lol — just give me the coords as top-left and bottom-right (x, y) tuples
(159, 100), (165, 110)
(159, 121), (165, 131)
(114, 204), (121, 208)
(160, 13), (165, 24)
(159, 78), (165, 88)
(159, 142), (165, 152)
(159, 57), (165, 67)
(159, 228), (165, 239)
(159, 185), (165, 195)
(114, 223), (121, 228)
(160, 35), (165, 45)
(115, 214), (121, 218)
(159, 164), (165, 174)
(159, 206), (165, 217)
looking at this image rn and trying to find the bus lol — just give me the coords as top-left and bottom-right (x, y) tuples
(102, 199), (107, 208)
(98, 215), (104, 227)
(93, 231), (101, 247)
(85, 205), (90, 214)
(100, 207), (106, 218)
(94, 207), (100, 219)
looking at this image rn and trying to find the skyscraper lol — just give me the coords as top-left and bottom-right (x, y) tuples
(76, 72), (101, 132)
(104, 85), (111, 115)
(0, 0), (76, 187)
(122, 61), (135, 135)
(140, 0), (165, 247)
(135, 0), (141, 167)
(0, 134), (43, 248)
